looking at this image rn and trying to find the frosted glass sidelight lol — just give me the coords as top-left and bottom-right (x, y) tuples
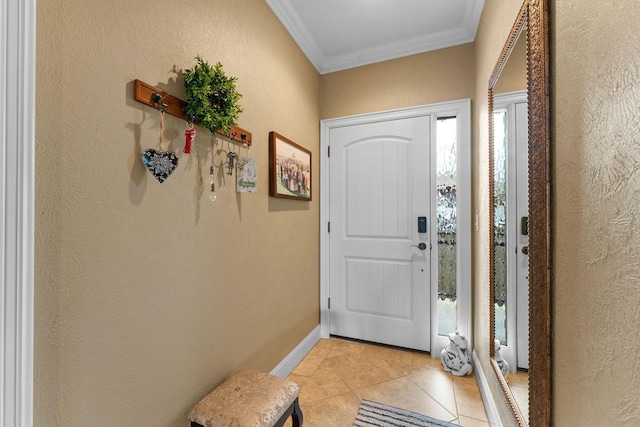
(437, 117), (458, 336)
(494, 110), (508, 345)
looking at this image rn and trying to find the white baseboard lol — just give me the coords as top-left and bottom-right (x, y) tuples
(271, 326), (321, 378)
(472, 350), (503, 427)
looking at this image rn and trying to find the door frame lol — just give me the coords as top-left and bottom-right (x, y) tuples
(320, 99), (472, 356)
(2, 0), (36, 425)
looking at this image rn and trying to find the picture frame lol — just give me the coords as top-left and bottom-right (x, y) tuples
(269, 131), (312, 201)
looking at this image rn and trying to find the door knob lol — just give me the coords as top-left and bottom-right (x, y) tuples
(521, 246), (529, 255)
(411, 242), (427, 250)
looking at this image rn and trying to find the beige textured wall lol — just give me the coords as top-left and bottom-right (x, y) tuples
(473, 1), (524, 425)
(35, 1), (640, 425)
(320, 44), (475, 119)
(553, 0), (640, 424)
(34, 1), (320, 426)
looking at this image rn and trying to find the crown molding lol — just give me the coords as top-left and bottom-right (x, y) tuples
(322, 26), (474, 74)
(266, 0), (485, 74)
(265, 0), (326, 72)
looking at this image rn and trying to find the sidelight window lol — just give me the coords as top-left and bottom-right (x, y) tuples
(436, 116), (458, 336)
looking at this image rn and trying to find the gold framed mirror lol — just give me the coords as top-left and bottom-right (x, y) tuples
(488, 0), (551, 425)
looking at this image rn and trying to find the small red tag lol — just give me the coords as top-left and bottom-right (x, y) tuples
(184, 129), (195, 154)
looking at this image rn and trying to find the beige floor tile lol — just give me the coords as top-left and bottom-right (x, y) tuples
(324, 352), (405, 390)
(324, 349), (349, 360)
(506, 370), (528, 388)
(509, 384), (529, 424)
(354, 377), (457, 423)
(453, 375), (489, 421)
(413, 351), (446, 370)
(504, 371), (528, 423)
(286, 372), (310, 387)
(298, 364), (351, 405)
(457, 415), (491, 426)
(291, 346), (330, 377)
(408, 368), (458, 416)
(386, 358), (429, 377)
(316, 337), (367, 354)
(286, 338), (488, 426)
(358, 342), (416, 366)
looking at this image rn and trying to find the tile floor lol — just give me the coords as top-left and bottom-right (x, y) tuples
(284, 337), (490, 426)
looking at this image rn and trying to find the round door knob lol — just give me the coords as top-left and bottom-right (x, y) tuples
(521, 246), (529, 255)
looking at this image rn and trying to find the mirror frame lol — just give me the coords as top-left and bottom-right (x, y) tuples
(488, 0), (551, 426)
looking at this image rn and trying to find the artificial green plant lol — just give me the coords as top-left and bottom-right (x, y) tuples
(183, 56), (243, 135)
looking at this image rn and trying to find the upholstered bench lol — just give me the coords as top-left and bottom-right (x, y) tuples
(189, 369), (303, 427)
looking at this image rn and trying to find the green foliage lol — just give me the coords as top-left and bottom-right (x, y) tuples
(183, 56), (243, 135)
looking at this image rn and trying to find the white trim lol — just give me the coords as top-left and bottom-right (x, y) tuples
(429, 99), (473, 358)
(472, 350), (503, 427)
(1, 0), (36, 425)
(493, 90), (527, 109)
(320, 99), (472, 354)
(463, 0), (485, 44)
(270, 326), (321, 378)
(319, 122), (331, 340)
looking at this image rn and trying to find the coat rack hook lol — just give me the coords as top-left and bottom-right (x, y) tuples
(151, 92), (167, 112)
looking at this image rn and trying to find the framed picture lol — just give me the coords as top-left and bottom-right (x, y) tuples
(269, 131), (312, 201)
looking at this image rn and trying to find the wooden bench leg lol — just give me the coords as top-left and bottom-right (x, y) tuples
(274, 397), (303, 427)
(291, 398), (303, 427)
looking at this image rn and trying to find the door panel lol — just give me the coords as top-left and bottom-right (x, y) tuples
(329, 117), (431, 351)
(345, 258), (411, 318)
(515, 101), (530, 369)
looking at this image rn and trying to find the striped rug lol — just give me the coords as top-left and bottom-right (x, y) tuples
(353, 400), (460, 427)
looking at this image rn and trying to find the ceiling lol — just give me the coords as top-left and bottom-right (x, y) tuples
(265, 0), (485, 74)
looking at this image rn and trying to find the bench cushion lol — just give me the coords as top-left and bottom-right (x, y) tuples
(189, 370), (300, 427)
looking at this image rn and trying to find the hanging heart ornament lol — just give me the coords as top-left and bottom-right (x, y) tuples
(142, 148), (179, 183)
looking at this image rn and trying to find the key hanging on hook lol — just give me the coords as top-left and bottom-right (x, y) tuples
(209, 140), (217, 202)
(226, 151), (237, 175)
(226, 138), (237, 175)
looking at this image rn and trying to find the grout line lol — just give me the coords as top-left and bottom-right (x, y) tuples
(405, 374), (458, 421)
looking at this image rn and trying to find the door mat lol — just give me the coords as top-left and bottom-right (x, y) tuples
(353, 399), (461, 427)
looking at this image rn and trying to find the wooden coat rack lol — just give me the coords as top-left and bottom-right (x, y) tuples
(133, 79), (252, 146)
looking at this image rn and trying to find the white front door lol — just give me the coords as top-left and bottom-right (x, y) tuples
(320, 100), (472, 357)
(495, 91), (529, 371)
(328, 116), (431, 351)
